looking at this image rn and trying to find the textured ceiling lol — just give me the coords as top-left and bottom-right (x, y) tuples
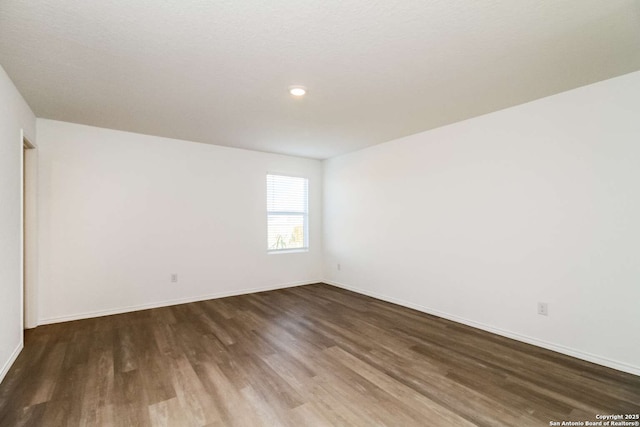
(1, 0), (639, 159)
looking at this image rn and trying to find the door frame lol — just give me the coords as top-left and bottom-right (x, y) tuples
(21, 130), (38, 330)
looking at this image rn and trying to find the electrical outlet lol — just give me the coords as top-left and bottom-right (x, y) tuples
(537, 302), (548, 316)
(337, 263), (341, 271)
(171, 273), (178, 283)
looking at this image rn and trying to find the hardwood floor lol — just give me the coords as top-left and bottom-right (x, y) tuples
(1, 284), (638, 426)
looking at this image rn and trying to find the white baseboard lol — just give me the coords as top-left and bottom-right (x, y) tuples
(325, 280), (640, 377)
(0, 341), (24, 385)
(38, 279), (322, 325)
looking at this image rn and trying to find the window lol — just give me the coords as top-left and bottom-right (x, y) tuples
(267, 174), (308, 252)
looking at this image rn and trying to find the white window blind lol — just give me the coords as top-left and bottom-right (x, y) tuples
(267, 174), (308, 252)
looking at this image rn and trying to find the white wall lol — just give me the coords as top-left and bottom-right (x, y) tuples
(0, 65), (36, 382)
(36, 120), (323, 323)
(323, 71), (640, 375)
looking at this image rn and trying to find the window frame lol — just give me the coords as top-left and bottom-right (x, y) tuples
(266, 173), (309, 254)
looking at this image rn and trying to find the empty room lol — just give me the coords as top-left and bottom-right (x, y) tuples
(1, 1), (639, 426)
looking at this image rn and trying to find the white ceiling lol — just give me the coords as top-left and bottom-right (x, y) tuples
(1, 1), (639, 159)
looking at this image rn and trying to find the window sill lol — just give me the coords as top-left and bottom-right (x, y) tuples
(268, 248), (309, 255)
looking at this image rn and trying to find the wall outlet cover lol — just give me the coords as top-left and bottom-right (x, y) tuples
(538, 302), (548, 316)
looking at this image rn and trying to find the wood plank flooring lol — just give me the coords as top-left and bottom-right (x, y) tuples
(1, 283), (638, 426)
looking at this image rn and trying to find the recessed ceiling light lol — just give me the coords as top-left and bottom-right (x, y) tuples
(289, 86), (307, 97)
